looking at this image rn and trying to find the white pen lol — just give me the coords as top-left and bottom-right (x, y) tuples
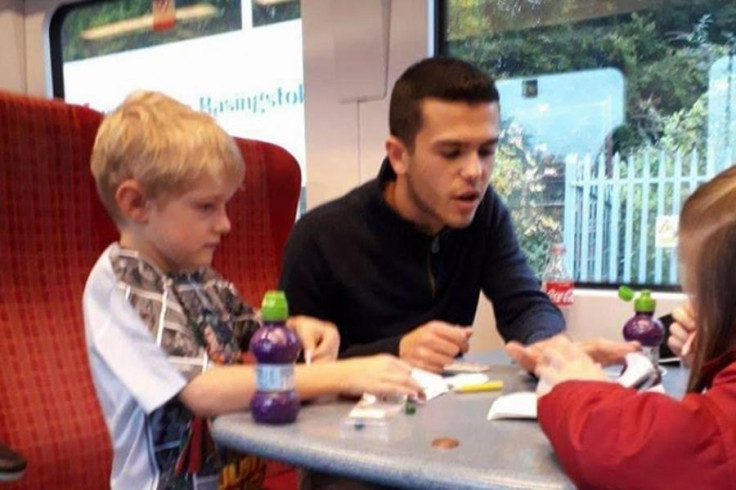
(304, 349), (312, 365)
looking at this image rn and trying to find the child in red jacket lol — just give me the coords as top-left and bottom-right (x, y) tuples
(535, 166), (736, 490)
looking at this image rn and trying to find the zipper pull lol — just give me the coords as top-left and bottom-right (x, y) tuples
(431, 235), (440, 254)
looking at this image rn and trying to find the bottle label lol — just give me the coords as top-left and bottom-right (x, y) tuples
(256, 364), (295, 392)
(543, 281), (574, 306)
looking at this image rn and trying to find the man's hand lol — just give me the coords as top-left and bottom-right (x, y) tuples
(534, 338), (609, 396)
(667, 299), (696, 366)
(506, 334), (639, 373)
(287, 315), (340, 363)
(399, 321), (473, 372)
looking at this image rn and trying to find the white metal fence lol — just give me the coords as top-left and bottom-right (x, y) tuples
(562, 149), (727, 286)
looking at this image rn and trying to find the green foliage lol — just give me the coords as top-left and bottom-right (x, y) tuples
(492, 120), (562, 274)
(61, 0), (242, 62)
(446, 0), (736, 283)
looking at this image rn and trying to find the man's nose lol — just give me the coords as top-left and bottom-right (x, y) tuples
(461, 154), (484, 180)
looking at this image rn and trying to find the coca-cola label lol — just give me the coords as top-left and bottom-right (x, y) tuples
(543, 281), (574, 306)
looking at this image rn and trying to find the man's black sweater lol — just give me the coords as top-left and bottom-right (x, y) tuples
(279, 162), (565, 357)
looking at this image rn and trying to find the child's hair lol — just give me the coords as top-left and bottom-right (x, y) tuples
(687, 219), (736, 392)
(679, 165), (736, 392)
(679, 165), (736, 235)
(91, 91), (244, 223)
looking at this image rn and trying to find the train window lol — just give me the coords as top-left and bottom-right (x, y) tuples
(440, 0), (736, 288)
(252, 0), (300, 27)
(50, 0), (306, 212)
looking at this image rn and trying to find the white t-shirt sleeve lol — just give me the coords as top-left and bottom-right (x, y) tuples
(84, 256), (187, 415)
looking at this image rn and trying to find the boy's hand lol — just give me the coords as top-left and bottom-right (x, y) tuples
(287, 315), (340, 363)
(534, 338), (608, 395)
(667, 299), (696, 366)
(337, 355), (422, 398)
(399, 321), (473, 373)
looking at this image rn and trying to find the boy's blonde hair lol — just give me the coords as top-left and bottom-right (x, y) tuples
(91, 91), (245, 223)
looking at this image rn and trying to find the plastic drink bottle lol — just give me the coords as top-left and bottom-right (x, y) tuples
(249, 290), (301, 424)
(542, 242), (574, 314)
(618, 286), (665, 366)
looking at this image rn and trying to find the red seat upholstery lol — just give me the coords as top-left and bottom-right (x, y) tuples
(216, 138), (302, 307)
(0, 90), (115, 489)
(0, 90), (301, 489)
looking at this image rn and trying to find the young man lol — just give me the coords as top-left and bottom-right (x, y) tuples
(280, 57), (574, 372)
(83, 91), (421, 489)
(281, 57), (637, 373)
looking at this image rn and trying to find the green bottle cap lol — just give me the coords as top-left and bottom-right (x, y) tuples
(261, 290), (289, 321)
(618, 286), (656, 312)
(634, 289), (656, 313)
(618, 286), (634, 301)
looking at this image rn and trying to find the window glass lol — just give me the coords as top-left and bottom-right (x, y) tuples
(52, 0), (306, 213)
(252, 0), (300, 27)
(60, 0), (242, 61)
(442, 0), (736, 288)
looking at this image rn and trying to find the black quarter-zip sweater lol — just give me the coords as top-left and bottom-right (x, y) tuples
(279, 160), (565, 357)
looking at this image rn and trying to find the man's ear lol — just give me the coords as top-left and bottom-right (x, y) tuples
(115, 179), (149, 224)
(385, 136), (410, 176)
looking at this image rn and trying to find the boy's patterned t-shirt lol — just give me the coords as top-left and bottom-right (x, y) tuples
(111, 247), (264, 490)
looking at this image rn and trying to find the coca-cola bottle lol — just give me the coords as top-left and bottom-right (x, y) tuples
(542, 242), (574, 312)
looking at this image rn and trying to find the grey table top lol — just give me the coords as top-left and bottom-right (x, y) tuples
(212, 351), (689, 490)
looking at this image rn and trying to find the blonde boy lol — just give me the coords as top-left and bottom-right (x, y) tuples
(83, 92), (420, 490)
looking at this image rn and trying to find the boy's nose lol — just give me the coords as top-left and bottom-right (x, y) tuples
(216, 209), (232, 234)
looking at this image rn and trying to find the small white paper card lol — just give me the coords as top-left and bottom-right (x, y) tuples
(444, 361), (492, 373)
(411, 368), (449, 401)
(487, 392), (538, 420)
(411, 369), (490, 401)
(347, 393), (403, 420)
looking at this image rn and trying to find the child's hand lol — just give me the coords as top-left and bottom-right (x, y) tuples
(507, 335), (639, 373)
(535, 339), (608, 396)
(505, 333), (571, 372)
(579, 338), (640, 366)
(337, 355), (422, 398)
(287, 315), (340, 363)
(667, 299), (697, 366)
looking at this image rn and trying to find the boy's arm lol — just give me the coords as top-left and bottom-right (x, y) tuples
(179, 355), (422, 416)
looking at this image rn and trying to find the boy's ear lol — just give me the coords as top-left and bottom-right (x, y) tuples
(115, 180), (150, 223)
(385, 136), (410, 176)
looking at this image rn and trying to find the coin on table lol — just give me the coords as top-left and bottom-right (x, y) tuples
(431, 437), (459, 449)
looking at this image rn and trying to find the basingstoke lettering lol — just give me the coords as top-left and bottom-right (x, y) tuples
(199, 83), (304, 117)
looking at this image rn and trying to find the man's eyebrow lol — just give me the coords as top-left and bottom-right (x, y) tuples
(433, 137), (500, 148)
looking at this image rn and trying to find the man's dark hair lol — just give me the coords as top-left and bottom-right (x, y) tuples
(389, 57), (499, 149)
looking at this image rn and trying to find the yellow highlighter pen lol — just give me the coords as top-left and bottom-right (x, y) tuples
(453, 380), (504, 393)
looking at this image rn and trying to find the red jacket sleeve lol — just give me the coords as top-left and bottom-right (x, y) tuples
(537, 366), (736, 490)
